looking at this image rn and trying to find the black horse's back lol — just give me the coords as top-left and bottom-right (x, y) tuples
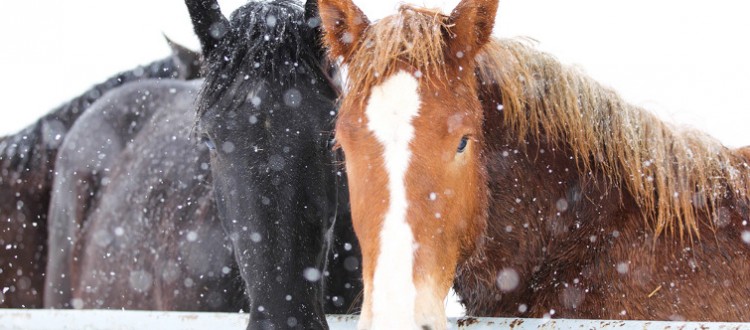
(0, 44), (200, 308)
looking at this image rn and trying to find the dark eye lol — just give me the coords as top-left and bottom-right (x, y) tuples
(201, 136), (216, 150)
(457, 136), (469, 153)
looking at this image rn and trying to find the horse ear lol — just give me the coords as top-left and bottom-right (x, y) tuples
(318, 0), (370, 62)
(184, 0), (230, 56)
(445, 0), (498, 61)
(164, 34), (202, 79)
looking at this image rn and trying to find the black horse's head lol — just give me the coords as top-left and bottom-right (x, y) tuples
(187, 0), (358, 328)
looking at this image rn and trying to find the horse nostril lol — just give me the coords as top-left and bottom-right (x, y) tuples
(421, 325), (433, 330)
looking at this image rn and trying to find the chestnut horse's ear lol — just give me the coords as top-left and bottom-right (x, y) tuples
(318, 0), (370, 62)
(446, 0), (499, 61)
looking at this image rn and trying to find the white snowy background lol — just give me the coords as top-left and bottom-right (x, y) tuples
(2, 0), (749, 147)
(0, 0), (748, 317)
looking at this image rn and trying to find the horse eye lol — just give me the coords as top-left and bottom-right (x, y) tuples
(327, 137), (337, 149)
(201, 136), (216, 150)
(457, 136), (469, 153)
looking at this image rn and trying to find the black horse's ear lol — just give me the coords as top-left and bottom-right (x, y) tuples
(184, 0), (230, 56)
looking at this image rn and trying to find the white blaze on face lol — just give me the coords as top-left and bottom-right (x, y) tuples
(365, 71), (421, 329)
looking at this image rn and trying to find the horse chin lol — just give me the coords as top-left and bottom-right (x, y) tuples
(359, 289), (448, 330)
(363, 246), (458, 330)
(413, 284), (450, 330)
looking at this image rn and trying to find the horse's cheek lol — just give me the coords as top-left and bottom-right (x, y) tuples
(461, 153), (489, 256)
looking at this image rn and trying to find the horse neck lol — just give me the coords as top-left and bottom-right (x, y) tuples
(458, 115), (641, 315)
(463, 122), (750, 317)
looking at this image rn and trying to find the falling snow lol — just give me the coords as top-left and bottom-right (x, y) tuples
(496, 268), (520, 292)
(743, 231), (750, 244)
(303, 268), (321, 282)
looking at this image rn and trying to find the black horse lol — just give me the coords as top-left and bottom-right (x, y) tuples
(45, 0), (361, 328)
(189, 0), (361, 326)
(0, 41), (199, 308)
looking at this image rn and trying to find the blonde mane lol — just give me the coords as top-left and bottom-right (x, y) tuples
(477, 40), (750, 239)
(343, 5), (451, 98)
(344, 6), (750, 239)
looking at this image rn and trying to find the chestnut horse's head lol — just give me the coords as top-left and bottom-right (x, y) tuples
(319, 0), (498, 328)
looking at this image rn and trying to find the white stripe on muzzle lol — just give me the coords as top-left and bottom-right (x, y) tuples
(364, 71), (421, 329)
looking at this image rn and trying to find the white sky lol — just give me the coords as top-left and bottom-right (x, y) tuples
(1, 1), (749, 147)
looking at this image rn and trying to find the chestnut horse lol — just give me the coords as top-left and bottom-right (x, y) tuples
(318, 0), (750, 329)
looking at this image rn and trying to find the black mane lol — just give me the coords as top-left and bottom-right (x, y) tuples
(197, 0), (333, 118)
(0, 55), (198, 174)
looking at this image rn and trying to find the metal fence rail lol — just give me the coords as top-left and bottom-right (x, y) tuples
(0, 310), (749, 329)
